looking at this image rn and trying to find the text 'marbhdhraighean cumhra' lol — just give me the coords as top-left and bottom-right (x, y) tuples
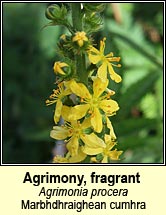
(21, 171), (146, 211)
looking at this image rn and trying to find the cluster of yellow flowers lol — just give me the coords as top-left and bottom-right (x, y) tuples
(46, 31), (123, 163)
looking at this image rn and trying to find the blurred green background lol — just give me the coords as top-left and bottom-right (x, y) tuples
(3, 3), (163, 164)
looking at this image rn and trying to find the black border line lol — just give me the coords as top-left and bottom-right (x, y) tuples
(1, 1), (165, 166)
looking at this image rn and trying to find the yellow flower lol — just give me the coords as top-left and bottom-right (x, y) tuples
(53, 155), (68, 163)
(46, 82), (71, 124)
(52, 150), (87, 163)
(53, 61), (69, 75)
(83, 134), (123, 163)
(50, 118), (105, 156)
(62, 77), (119, 133)
(88, 38), (122, 83)
(72, 31), (88, 47)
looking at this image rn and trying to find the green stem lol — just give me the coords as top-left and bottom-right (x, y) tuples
(71, 3), (88, 85)
(71, 3), (82, 31)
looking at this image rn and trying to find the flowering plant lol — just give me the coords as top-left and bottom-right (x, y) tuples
(45, 3), (123, 163)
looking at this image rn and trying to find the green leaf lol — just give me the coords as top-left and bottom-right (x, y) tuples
(118, 71), (160, 118)
(110, 31), (163, 69)
(114, 118), (157, 137)
(117, 136), (163, 163)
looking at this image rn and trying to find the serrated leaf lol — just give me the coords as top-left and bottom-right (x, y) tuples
(118, 71), (160, 118)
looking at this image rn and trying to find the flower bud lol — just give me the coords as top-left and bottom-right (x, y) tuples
(96, 153), (104, 161)
(45, 4), (68, 23)
(83, 3), (105, 13)
(84, 12), (102, 33)
(53, 61), (70, 76)
(83, 127), (93, 135)
(72, 31), (88, 47)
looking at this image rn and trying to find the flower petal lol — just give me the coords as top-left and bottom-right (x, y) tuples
(72, 32), (88, 46)
(54, 100), (62, 124)
(88, 45), (100, 55)
(99, 38), (106, 53)
(70, 80), (91, 99)
(88, 53), (101, 64)
(70, 104), (90, 120)
(108, 63), (122, 83)
(53, 62), (68, 75)
(67, 136), (79, 156)
(78, 40), (84, 47)
(62, 104), (90, 121)
(83, 147), (103, 155)
(101, 155), (108, 163)
(62, 88), (72, 96)
(60, 62), (69, 67)
(104, 134), (116, 150)
(53, 156), (68, 163)
(106, 117), (116, 140)
(108, 149), (123, 160)
(91, 107), (103, 133)
(61, 105), (73, 121)
(100, 99), (119, 115)
(93, 77), (108, 98)
(81, 118), (92, 129)
(50, 126), (69, 140)
(97, 61), (108, 82)
(69, 148), (87, 163)
(82, 133), (105, 147)
(82, 133), (105, 155)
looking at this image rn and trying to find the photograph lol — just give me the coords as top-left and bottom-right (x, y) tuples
(2, 2), (164, 164)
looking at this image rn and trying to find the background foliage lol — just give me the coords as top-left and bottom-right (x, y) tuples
(3, 2), (163, 163)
